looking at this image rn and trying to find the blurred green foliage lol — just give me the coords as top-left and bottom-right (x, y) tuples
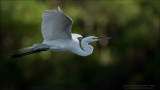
(0, 0), (160, 90)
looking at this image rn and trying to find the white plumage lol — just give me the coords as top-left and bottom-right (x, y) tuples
(10, 6), (111, 58)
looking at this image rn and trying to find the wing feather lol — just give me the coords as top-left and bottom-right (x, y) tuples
(41, 7), (73, 41)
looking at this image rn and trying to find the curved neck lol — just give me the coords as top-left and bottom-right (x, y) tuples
(74, 38), (93, 56)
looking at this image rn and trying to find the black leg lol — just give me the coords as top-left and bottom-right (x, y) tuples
(9, 48), (49, 59)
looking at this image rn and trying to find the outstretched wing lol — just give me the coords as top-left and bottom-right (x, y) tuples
(41, 7), (73, 41)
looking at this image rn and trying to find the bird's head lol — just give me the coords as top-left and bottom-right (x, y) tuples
(82, 36), (112, 43)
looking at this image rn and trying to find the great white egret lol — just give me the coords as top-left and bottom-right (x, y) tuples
(10, 6), (111, 58)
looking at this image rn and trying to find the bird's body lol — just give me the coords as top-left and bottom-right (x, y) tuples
(10, 6), (111, 58)
(42, 33), (82, 52)
(34, 33), (94, 56)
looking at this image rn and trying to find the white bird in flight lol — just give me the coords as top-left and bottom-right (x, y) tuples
(10, 6), (111, 58)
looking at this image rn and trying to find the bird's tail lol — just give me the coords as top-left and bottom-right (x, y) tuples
(9, 48), (49, 59)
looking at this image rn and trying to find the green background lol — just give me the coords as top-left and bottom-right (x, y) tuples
(0, 0), (160, 90)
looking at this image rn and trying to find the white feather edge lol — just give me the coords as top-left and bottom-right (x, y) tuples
(58, 6), (63, 13)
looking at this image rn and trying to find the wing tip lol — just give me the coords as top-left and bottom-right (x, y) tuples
(42, 6), (63, 17)
(58, 6), (63, 13)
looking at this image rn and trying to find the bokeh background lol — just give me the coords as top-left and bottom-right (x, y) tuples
(0, 0), (160, 90)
